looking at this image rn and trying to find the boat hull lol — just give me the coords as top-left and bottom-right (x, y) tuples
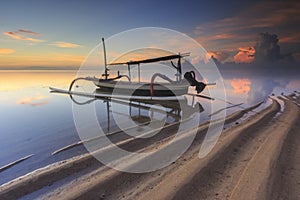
(94, 81), (189, 96)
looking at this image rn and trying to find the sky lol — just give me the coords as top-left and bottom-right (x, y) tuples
(0, 0), (299, 68)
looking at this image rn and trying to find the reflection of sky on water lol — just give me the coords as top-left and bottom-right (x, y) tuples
(16, 95), (49, 106)
(0, 71), (79, 185)
(221, 74), (300, 106)
(0, 70), (299, 185)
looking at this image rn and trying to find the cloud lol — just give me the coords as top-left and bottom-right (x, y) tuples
(279, 33), (300, 43)
(253, 32), (294, 63)
(4, 29), (82, 50)
(194, 2), (300, 51)
(206, 51), (230, 63)
(230, 32), (294, 64)
(195, 2), (300, 34)
(0, 48), (15, 55)
(234, 47), (255, 63)
(196, 33), (239, 43)
(51, 41), (81, 48)
(3, 29), (44, 42)
(17, 95), (49, 106)
(190, 55), (205, 65)
(18, 29), (41, 36)
(254, 32), (280, 63)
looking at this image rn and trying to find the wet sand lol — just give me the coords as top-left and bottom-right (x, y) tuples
(0, 95), (299, 200)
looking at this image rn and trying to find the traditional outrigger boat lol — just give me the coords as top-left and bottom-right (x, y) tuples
(50, 38), (215, 101)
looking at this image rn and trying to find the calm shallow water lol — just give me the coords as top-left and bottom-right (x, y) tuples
(0, 70), (299, 185)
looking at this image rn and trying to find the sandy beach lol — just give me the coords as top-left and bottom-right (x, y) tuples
(0, 94), (299, 200)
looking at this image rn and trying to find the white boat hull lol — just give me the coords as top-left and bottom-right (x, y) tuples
(94, 81), (189, 96)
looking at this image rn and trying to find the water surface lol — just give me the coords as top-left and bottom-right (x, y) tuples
(0, 70), (299, 185)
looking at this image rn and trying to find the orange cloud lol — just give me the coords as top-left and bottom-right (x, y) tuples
(206, 51), (229, 63)
(230, 79), (251, 94)
(0, 48), (15, 55)
(17, 95), (49, 106)
(3, 30), (44, 42)
(234, 47), (255, 63)
(51, 41), (81, 48)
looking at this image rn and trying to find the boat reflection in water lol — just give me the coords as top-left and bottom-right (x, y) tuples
(47, 87), (205, 166)
(65, 87), (204, 135)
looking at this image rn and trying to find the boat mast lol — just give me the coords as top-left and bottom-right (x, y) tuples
(102, 38), (109, 80)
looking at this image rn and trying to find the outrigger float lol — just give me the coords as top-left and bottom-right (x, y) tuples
(50, 38), (215, 101)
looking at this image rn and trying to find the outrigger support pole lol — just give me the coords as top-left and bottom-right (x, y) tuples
(171, 53), (183, 83)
